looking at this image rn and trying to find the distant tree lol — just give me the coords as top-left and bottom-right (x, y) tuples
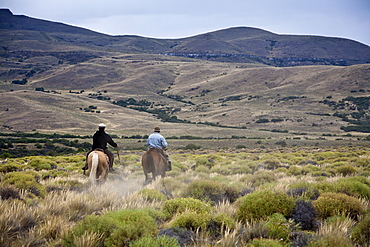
(12, 78), (27, 85)
(256, 118), (269, 123)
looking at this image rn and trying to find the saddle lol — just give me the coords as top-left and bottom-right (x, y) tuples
(93, 148), (110, 164)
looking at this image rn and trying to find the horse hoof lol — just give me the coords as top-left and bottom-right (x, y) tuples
(143, 179), (152, 185)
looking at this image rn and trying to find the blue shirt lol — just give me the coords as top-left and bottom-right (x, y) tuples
(147, 132), (168, 149)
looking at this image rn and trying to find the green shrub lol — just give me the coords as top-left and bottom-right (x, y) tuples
(336, 177), (370, 199)
(247, 238), (287, 247)
(63, 208), (159, 247)
(184, 179), (226, 205)
(287, 187), (320, 201)
(194, 165), (210, 174)
(351, 213), (370, 246)
(195, 156), (214, 168)
(3, 171), (46, 198)
(130, 235), (180, 247)
(336, 165), (358, 176)
(208, 213), (236, 236)
(162, 198), (211, 220)
(262, 159), (282, 170)
(210, 165), (232, 175)
(312, 192), (365, 219)
(236, 190), (295, 222)
(307, 235), (354, 247)
(0, 163), (20, 173)
(169, 212), (211, 230)
(265, 213), (292, 242)
(138, 189), (168, 202)
(244, 170), (277, 187)
(313, 179), (370, 199)
(28, 157), (57, 170)
(287, 165), (304, 176)
(231, 165), (252, 174)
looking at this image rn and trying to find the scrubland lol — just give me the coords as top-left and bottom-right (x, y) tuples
(0, 146), (369, 246)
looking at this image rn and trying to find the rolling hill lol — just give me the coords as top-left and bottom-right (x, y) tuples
(0, 8), (370, 147)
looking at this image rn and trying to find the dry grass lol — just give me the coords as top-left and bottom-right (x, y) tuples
(1, 53), (369, 144)
(0, 147), (369, 246)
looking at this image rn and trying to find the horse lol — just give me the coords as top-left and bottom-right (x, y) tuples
(87, 150), (109, 186)
(141, 148), (170, 183)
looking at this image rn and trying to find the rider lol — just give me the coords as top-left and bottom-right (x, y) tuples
(82, 123), (118, 172)
(146, 126), (171, 170)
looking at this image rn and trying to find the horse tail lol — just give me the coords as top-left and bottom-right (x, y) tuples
(89, 152), (99, 185)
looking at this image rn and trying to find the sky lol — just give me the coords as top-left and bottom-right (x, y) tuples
(1, 0), (370, 46)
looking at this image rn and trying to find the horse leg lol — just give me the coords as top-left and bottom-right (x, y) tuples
(152, 170), (158, 180)
(144, 170), (150, 181)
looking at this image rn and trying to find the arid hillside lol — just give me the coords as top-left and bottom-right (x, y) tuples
(0, 8), (369, 144)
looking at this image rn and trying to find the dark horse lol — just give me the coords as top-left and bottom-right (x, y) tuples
(87, 150), (109, 186)
(142, 148), (171, 183)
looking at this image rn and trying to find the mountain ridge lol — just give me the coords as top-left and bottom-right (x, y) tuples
(1, 8), (369, 66)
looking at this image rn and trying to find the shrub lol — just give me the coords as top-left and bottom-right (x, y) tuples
(168, 211), (235, 236)
(244, 170), (277, 187)
(246, 238), (287, 247)
(236, 190), (295, 222)
(335, 178), (370, 199)
(3, 171), (46, 198)
(313, 178), (370, 199)
(162, 198), (211, 220)
(312, 193), (365, 219)
(0, 184), (21, 200)
(129, 235), (180, 247)
(289, 200), (318, 231)
(194, 165), (210, 174)
(208, 213), (236, 236)
(287, 165), (304, 176)
(336, 165), (358, 176)
(231, 165), (252, 174)
(210, 165), (232, 175)
(307, 235), (354, 247)
(28, 157), (57, 170)
(0, 163), (20, 173)
(184, 179), (226, 205)
(159, 227), (195, 247)
(195, 157), (213, 168)
(138, 189), (168, 202)
(265, 213), (292, 242)
(184, 143), (201, 150)
(63, 208), (159, 247)
(169, 212), (211, 231)
(287, 187), (320, 200)
(351, 213), (370, 246)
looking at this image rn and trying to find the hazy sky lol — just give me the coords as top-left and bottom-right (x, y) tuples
(1, 0), (370, 46)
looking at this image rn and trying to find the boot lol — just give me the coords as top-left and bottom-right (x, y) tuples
(108, 160), (115, 172)
(82, 164), (88, 170)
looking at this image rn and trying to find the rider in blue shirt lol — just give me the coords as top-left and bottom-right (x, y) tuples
(146, 126), (171, 169)
(147, 126), (168, 149)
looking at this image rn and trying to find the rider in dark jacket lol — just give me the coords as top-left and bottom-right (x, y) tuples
(83, 123), (118, 172)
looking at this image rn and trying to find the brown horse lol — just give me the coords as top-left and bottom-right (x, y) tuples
(87, 150), (109, 186)
(142, 148), (170, 182)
